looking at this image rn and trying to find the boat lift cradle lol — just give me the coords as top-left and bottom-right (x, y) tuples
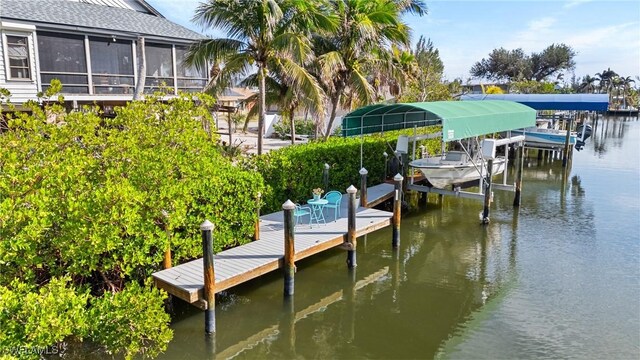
(404, 129), (525, 202)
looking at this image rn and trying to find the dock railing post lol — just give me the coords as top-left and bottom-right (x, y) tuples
(359, 168), (368, 207)
(282, 200), (296, 296)
(254, 192), (261, 241)
(323, 163), (330, 191)
(201, 220), (216, 334)
(513, 143), (524, 207)
(346, 185), (358, 269)
(482, 160), (494, 224)
(392, 173), (403, 248)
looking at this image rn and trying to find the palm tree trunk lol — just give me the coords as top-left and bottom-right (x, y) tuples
(324, 93), (342, 140)
(258, 65), (266, 155)
(289, 110), (295, 145)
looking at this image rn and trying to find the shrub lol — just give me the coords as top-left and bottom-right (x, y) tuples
(0, 90), (264, 358)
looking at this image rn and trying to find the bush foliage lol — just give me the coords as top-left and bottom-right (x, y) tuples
(0, 92), (264, 358)
(251, 127), (441, 213)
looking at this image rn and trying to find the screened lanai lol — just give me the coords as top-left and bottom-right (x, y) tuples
(341, 100), (537, 141)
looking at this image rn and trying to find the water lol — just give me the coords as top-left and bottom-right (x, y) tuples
(160, 115), (640, 359)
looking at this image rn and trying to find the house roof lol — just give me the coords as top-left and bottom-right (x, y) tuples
(341, 100), (536, 141)
(0, 0), (206, 42)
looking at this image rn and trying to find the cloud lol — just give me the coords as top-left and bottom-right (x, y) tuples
(563, 0), (593, 9)
(503, 16), (557, 51)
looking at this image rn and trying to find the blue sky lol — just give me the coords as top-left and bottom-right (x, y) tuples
(148, 0), (640, 82)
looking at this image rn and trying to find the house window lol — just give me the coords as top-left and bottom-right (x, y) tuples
(38, 32), (88, 94)
(145, 43), (174, 93)
(175, 46), (207, 93)
(89, 37), (134, 94)
(5, 35), (31, 80)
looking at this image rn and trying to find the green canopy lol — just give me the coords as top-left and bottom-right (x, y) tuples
(341, 100), (536, 141)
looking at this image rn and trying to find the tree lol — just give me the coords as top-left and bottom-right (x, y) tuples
(313, 0), (427, 139)
(398, 36), (448, 102)
(579, 75), (598, 93)
(595, 67), (618, 94)
(470, 44), (576, 82)
(185, 0), (329, 154)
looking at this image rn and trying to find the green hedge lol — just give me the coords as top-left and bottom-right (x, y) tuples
(0, 93), (263, 358)
(251, 127), (441, 213)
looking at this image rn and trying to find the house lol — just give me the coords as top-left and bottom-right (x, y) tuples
(0, 0), (208, 111)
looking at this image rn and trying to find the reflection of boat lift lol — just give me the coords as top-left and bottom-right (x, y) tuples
(215, 267), (389, 359)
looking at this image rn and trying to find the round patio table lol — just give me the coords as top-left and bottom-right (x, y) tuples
(307, 198), (328, 227)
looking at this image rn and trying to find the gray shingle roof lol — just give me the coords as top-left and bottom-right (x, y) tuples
(0, 0), (206, 41)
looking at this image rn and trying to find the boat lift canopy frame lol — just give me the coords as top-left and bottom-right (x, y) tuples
(341, 100), (536, 140)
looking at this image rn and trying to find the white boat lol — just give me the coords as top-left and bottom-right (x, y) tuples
(510, 127), (576, 148)
(409, 151), (507, 189)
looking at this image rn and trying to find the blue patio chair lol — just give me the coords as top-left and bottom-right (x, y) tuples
(294, 203), (311, 227)
(323, 191), (342, 221)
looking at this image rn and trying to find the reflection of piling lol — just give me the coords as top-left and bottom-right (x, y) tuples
(282, 200), (296, 296)
(392, 174), (403, 248)
(513, 144), (524, 207)
(359, 168), (368, 207)
(346, 185), (358, 269)
(482, 159), (493, 224)
(282, 296), (296, 356)
(201, 220), (216, 334)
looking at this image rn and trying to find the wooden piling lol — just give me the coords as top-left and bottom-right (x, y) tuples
(513, 144), (524, 207)
(359, 168), (368, 207)
(323, 163), (330, 191)
(482, 160), (493, 224)
(419, 191), (427, 206)
(254, 192), (261, 241)
(201, 220), (216, 334)
(562, 116), (573, 167)
(392, 174), (403, 248)
(383, 152), (388, 180)
(346, 185), (358, 269)
(282, 200), (296, 296)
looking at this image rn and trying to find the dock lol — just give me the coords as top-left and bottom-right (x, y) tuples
(152, 183), (395, 307)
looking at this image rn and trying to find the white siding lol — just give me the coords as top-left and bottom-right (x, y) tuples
(0, 29), (40, 104)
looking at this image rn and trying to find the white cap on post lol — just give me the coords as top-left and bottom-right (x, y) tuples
(394, 173), (404, 182)
(346, 185), (358, 194)
(200, 219), (215, 231)
(282, 199), (296, 210)
(359, 167), (368, 175)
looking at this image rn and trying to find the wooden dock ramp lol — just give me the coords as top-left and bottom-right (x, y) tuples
(152, 183), (395, 306)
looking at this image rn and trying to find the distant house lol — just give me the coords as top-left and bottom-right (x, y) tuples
(0, 0), (208, 111)
(218, 87), (257, 112)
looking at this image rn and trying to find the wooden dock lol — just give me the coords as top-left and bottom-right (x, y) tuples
(152, 183), (395, 306)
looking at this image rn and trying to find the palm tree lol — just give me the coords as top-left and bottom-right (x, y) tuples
(595, 67), (618, 94)
(185, 0), (331, 154)
(313, 0), (427, 139)
(579, 75), (597, 93)
(619, 76), (635, 108)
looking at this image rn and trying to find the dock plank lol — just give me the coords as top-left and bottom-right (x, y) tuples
(152, 184), (394, 303)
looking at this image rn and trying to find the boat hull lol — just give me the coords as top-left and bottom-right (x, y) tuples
(409, 157), (507, 189)
(511, 128), (576, 148)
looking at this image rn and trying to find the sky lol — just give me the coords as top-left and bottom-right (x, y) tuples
(148, 0), (640, 83)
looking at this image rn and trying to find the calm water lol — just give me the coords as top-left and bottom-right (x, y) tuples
(160, 115), (640, 360)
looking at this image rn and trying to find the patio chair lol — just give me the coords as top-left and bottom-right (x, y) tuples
(294, 203), (311, 227)
(323, 191), (342, 221)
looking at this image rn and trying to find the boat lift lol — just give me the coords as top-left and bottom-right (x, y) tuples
(403, 130), (526, 223)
